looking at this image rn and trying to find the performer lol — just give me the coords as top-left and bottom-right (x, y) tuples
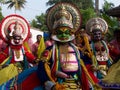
(98, 29), (120, 89)
(0, 14), (37, 90)
(108, 29), (120, 63)
(86, 17), (113, 80)
(32, 34), (42, 57)
(37, 2), (101, 90)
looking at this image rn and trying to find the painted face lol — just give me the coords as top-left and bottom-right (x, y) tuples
(56, 27), (71, 40)
(93, 29), (102, 41)
(11, 35), (23, 45)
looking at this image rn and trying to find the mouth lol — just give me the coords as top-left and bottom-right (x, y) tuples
(59, 37), (69, 40)
(52, 35), (75, 42)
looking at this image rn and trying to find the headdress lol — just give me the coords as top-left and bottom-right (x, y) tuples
(46, 2), (82, 42)
(86, 17), (108, 34)
(0, 14), (30, 42)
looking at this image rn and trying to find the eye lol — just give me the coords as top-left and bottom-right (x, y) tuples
(56, 30), (63, 34)
(65, 30), (70, 34)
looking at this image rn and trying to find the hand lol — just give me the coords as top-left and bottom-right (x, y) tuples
(51, 83), (65, 90)
(33, 58), (40, 64)
(91, 65), (98, 71)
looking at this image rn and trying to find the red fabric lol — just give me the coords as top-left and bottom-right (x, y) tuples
(86, 64), (99, 83)
(0, 46), (35, 64)
(0, 39), (7, 52)
(42, 50), (49, 57)
(21, 72), (41, 90)
(81, 67), (90, 90)
(10, 45), (22, 50)
(109, 39), (120, 60)
(97, 61), (107, 65)
(24, 46), (36, 63)
(51, 49), (57, 80)
(0, 47), (9, 63)
(45, 40), (54, 48)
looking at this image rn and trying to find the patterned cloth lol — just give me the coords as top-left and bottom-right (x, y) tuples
(99, 59), (120, 89)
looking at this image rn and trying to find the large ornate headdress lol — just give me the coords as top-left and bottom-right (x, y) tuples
(46, 2), (82, 41)
(86, 17), (108, 34)
(0, 14), (30, 43)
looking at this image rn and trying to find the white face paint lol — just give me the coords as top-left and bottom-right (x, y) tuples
(11, 36), (23, 45)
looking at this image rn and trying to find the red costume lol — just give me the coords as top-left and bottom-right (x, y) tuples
(0, 14), (36, 90)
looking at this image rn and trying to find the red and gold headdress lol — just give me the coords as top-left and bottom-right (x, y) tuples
(0, 14), (30, 43)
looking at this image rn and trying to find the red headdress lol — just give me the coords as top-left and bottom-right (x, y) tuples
(0, 14), (30, 43)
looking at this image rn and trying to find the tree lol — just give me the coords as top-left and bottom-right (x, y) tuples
(0, 7), (4, 22)
(30, 13), (48, 32)
(0, 0), (6, 4)
(1, 0), (27, 13)
(80, 8), (96, 28)
(100, 0), (118, 41)
(46, 0), (94, 10)
(30, 0), (95, 32)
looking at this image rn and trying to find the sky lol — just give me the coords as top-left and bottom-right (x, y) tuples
(1, 0), (49, 22)
(1, 0), (120, 22)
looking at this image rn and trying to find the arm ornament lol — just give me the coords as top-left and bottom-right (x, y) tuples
(40, 50), (52, 62)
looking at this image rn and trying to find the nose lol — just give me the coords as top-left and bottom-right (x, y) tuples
(62, 33), (66, 37)
(16, 40), (19, 42)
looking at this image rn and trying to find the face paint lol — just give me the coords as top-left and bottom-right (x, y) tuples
(93, 30), (102, 41)
(11, 36), (23, 45)
(56, 27), (70, 40)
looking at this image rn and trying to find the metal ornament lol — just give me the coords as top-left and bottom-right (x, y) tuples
(46, 2), (82, 33)
(0, 14), (30, 42)
(86, 17), (108, 34)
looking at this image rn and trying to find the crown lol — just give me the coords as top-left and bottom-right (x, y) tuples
(53, 4), (73, 29)
(0, 14), (30, 42)
(90, 19), (103, 32)
(54, 4), (72, 21)
(46, 2), (82, 33)
(86, 17), (108, 34)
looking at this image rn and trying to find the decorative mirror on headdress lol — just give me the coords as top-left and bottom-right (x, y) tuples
(86, 17), (108, 34)
(46, 2), (82, 33)
(0, 14), (30, 42)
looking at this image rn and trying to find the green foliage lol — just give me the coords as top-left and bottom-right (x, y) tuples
(1, 0), (27, 12)
(102, 0), (114, 12)
(30, 0), (119, 42)
(80, 8), (96, 28)
(0, 7), (4, 22)
(46, 0), (94, 10)
(100, 0), (119, 41)
(30, 13), (48, 32)
(0, 0), (6, 4)
(31, 0), (95, 31)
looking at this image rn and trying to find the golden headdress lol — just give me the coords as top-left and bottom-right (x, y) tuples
(46, 2), (82, 33)
(86, 17), (108, 34)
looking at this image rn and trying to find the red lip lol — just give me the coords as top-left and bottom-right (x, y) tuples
(59, 37), (68, 40)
